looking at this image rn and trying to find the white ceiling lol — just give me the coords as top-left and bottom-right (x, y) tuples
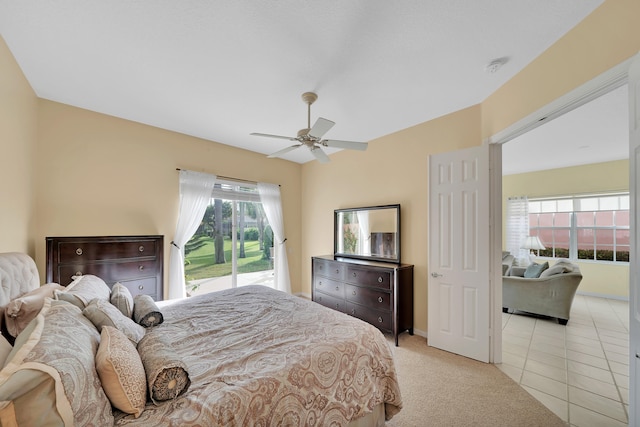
(502, 83), (629, 176)
(0, 0), (607, 165)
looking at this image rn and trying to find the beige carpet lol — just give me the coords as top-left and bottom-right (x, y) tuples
(385, 334), (566, 427)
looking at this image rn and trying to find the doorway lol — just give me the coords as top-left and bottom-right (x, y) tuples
(493, 60), (632, 424)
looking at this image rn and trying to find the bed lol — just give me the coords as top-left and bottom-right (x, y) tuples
(0, 252), (402, 426)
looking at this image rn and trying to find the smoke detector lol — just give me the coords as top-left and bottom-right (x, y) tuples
(485, 57), (508, 73)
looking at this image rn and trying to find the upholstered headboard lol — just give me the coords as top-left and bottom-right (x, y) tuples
(0, 252), (40, 306)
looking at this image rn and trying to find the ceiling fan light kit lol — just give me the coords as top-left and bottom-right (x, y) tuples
(250, 92), (368, 163)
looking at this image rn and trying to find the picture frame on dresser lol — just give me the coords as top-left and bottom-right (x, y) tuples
(46, 235), (164, 301)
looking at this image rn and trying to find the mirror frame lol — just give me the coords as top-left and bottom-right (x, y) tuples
(333, 204), (401, 263)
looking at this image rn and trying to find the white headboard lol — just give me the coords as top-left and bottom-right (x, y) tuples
(0, 252), (40, 306)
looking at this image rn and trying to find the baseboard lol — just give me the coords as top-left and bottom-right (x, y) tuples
(576, 290), (629, 302)
(413, 328), (427, 339)
(296, 292), (311, 300)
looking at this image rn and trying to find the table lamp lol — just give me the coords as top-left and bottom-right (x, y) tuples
(521, 236), (545, 264)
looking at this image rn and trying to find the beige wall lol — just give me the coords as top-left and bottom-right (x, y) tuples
(33, 101), (302, 297)
(503, 160), (630, 298)
(0, 36), (38, 255)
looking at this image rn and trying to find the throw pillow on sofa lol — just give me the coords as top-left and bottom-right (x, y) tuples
(524, 262), (549, 278)
(539, 263), (574, 278)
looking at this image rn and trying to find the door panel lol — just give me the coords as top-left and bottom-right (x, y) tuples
(428, 145), (490, 362)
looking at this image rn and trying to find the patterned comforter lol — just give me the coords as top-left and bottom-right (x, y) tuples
(115, 285), (402, 426)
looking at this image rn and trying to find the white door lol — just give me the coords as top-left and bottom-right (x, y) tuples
(629, 53), (640, 427)
(428, 145), (491, 362)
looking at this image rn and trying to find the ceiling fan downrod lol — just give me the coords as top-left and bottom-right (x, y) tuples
(301, 92), (317, 131)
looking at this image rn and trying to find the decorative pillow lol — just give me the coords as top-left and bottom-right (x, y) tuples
(82, 299), (145, 344)
(110, 283), (134, 318)
(0, 299), (114, 426)
(133, 294), (164, 327)
(54, 274), (111, 309)
(523, 262), (549, 279)
(96, 326), (147, 417)
(539, 263), (574, 278)
(4, 283), (66, 337)
(137, 332), (190, 404)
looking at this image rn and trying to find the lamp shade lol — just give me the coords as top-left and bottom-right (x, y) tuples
(521, 236), (546, 250)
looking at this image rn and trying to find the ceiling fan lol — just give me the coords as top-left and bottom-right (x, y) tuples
(250, 92), (368, 163)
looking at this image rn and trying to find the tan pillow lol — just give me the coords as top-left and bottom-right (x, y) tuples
(110, 283), (134, 318)
(96, 326), (147, 417)
(82, 299), (145, 344)
(4, 283), (65, 337)
(54, 275), (111, 310)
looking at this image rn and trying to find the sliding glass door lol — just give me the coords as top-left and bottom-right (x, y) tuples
(183, 180), (274, 295)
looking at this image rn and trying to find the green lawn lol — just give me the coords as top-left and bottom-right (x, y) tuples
(185, 235), (271, 280)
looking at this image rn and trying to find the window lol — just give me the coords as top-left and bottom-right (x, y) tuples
(528, 193), (629, 263)
(183, 179), (274, 294)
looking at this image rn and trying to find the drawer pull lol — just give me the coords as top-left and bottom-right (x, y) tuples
(335, 269), (339, 274)
(138, 285), (144, 290)
(335, 286), (339, 291)
(352, 290), (357, 295)
(76, 248), (83, 256)
(139, 265), (144, 271)
(139, 245), (145, 252)
(352, 272), (356, 277)
(335, 303), (340, 309)
(378, 277), (383, 283)
(318, 281), (322, 287)
(378, 316), (383, 323)
(351, 308), (356, 315)
(378, 296), (383, 303)
(75, 271), (83, 277)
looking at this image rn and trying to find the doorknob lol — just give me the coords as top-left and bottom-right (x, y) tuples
(431, 272), (443, 278)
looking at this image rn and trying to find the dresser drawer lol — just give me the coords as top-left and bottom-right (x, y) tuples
(346, 266), (391, 290)
(313, 258), (345, 280)
(345, 284), (391, 312)
(118, 277), (158, 299)
(346, 303), (392, 331)
(314, 292), (347, 313)
(58, 260), (158, 285)
(56, 240), (158, 263)
(313, 276), (345, 299)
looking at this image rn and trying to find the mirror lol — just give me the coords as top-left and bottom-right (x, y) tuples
(334, 204), (400, 263)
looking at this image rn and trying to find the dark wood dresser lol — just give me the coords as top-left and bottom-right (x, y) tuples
(311, 255), (413, 346)
(46, 235), (164, 301)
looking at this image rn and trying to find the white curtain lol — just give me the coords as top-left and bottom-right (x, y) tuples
(356, 210), (371, 255)
(257, 182), (291, 294)
(506, 196), (530, 267)
(168, 170), (217, 299)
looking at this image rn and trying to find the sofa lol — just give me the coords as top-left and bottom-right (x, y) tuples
(502, 260), (582, 325)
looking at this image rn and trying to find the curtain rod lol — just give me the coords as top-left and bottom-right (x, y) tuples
(175, 168), (279, 186)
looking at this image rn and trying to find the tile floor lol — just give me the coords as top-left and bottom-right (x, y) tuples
(498, 294), (630, 426)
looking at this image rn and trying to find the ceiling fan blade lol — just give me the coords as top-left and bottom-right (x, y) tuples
(324, 139), (368, 151)
(309, 146), (330, 163)
(308, 117), (335, 139)
(267, 144), (302, 158)
(250, 132), (298, 141)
